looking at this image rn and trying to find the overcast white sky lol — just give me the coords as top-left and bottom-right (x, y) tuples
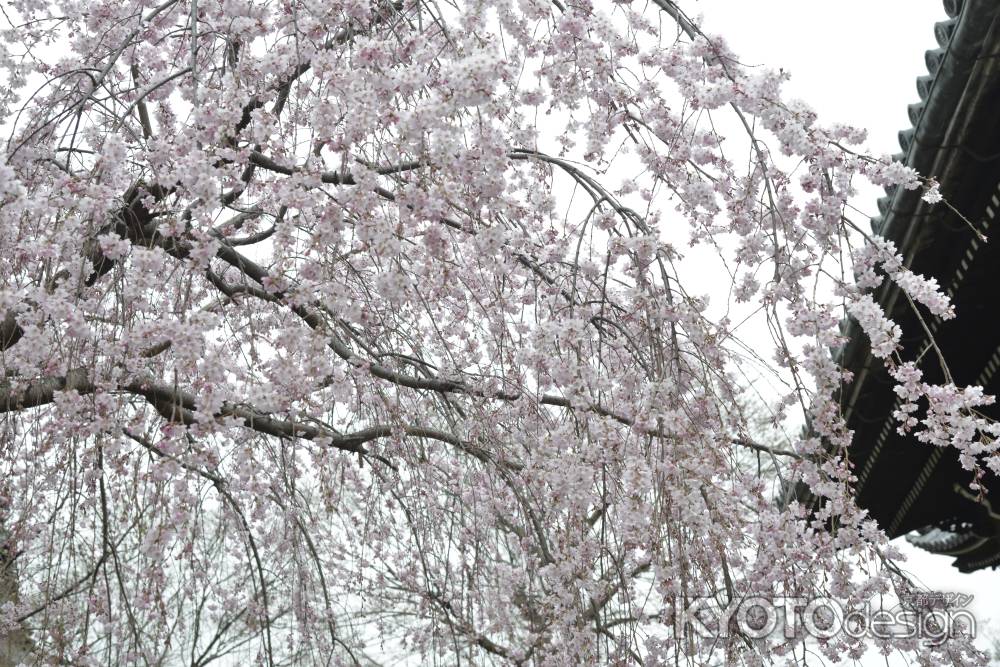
(689, 1), (1000, 663)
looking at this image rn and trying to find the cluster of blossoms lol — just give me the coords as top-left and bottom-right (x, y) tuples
(892, 362), (1000, 477)
(923, 178), (945, 204)
(0, 0), (990, 665)
(847, 293), (902, 359)
(852, 236), (955, 319)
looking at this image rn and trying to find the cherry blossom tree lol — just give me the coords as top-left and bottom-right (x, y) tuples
(0, 0), (991, 664)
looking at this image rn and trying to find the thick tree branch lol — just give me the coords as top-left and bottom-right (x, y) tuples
(0, 311), (22, 351)
(0, 370), (508, 466)
(0, 369), (93, 411)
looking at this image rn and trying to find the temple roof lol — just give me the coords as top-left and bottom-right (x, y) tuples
(807, 0), (1000, 572)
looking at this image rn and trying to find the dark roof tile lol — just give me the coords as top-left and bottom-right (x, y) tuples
(898, 127), (916, 153)
(925, 47), (946, 75)
(935, 18), (958, 47)
(916, 74), (935, 100)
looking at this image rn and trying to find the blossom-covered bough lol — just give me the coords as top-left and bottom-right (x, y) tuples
(0, 0), (992, 664)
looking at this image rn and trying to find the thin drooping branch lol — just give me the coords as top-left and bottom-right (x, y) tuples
(209, 241), (523, 399)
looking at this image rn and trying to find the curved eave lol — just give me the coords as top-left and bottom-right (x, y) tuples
(839, 0), (1000, 385)
(791, 0), (1000, 572)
